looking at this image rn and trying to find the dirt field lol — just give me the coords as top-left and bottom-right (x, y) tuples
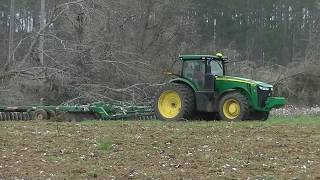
(1, 117), (320, 179)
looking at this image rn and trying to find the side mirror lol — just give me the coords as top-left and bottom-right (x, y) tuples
(222, 57), (229, 62)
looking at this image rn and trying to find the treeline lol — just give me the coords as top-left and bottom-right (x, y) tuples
(194, 0), (319, 65)
(0, 0), (319, 105)
(1, 0), (319, 65)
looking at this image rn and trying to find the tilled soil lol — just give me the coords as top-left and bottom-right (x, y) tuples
(0, 119), (320, 179)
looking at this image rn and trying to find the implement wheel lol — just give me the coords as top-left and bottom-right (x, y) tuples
(33, 109), (49, 121)
(219, 92), (249, 121)
(155, 83), (194, 121)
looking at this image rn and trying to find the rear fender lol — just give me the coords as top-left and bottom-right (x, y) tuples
(170, 78), (198, 92)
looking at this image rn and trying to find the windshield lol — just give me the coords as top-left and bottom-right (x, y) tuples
(210, 60), (224, 76)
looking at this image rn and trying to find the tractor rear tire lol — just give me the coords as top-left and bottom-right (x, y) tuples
(218, 92), (249, 121)
(155, 83), (195, 121)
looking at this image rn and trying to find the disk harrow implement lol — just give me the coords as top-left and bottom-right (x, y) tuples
(0, 101), (155, 121)
(0, 112), (31, 121)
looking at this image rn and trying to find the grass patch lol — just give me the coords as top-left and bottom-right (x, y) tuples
(97, 138), (113, 152)
(87, 165), (98, 178)
(267, 115), (320, 124)
(47, 155), (59, 162)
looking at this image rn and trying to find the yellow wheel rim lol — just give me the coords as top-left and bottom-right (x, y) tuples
(158, 90), (182, 119)
(223, 99), (241, 120)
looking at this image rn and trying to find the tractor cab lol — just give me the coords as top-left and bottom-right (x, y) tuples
(180, 54), (227, 90)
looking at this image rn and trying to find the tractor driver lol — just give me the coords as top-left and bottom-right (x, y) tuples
(193, 64), (205, 87)
(183, 61), (205, 89)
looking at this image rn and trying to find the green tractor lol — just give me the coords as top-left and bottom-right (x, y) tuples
(154, 54), (286, 121)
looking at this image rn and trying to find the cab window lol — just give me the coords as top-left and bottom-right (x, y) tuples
(210, 60), (224, 76)
(183, 61), (205, 89)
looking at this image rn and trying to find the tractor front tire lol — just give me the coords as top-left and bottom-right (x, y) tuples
(155, 83), (195, 121)
(249, 111), (270, 121)
(218, 92), (249, 121)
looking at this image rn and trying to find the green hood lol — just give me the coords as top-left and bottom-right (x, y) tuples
(217, 76), (273, 88)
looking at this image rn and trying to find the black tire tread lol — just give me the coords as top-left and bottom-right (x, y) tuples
(218, 91), (250, 121)
(154, 83), (195, 121)
(249, 111), (270, 121)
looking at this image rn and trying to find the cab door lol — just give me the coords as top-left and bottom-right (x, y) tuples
(183, 60), (216, 113)
(182, 60), (206, 90)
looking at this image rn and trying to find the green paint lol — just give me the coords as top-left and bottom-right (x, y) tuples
(215, 76), (284, 111)
(170, 55), (286, 113)
(0, 100), (154, 120)
(265, 97), (286, 110)
(179, 55), (223, 61)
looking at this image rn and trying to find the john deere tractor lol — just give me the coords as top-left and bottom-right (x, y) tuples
(154, 54), (286, 121)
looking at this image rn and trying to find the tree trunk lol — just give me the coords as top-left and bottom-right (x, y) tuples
(39, 0), (46, 66)
(8, 0), (15, 64)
